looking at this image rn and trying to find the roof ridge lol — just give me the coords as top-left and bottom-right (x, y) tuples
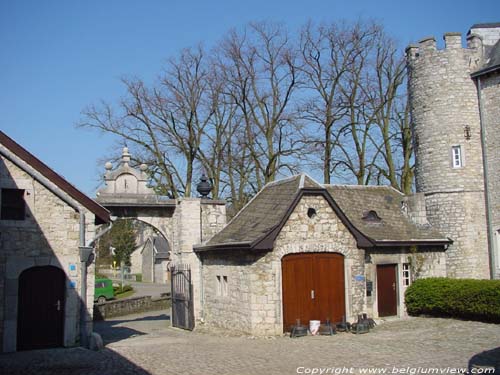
(265, 174), (300, 187)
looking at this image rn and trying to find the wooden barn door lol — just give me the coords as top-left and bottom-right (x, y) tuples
(282, 254), (314, 331)
(282, 253), (345, 332)
(314, 253), (345, 324)
(377, 264), (398, 317)
(17, 266), (66, 350)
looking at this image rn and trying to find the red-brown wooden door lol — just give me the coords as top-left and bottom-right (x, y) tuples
(282, 253), (345, 331)
(314, 253), (345, 323)
(376, 264), (398, 317)
(17, 266), (66, 350)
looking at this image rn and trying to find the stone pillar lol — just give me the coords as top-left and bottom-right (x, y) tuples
(173, 198), (203, 319)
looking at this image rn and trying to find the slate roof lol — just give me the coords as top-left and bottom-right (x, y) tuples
(325, 185), (447, 243)
(153, 236), (170, 259)
(471, 38), (500, 77)
(194, 174), (450, 252)
(198, 175), (306, 249)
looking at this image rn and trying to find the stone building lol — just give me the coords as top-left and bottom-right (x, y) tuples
(195, 175), (450, 335)
(137, 235), (170, 284)
(406, 22), (500, 279)
(0, 131), (110, 352)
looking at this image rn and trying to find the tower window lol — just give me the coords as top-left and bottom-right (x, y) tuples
(451, 146), (462, 168)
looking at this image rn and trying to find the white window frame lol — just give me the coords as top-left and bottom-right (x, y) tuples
(451, 145), (463, 168)
(402, 263), (411, 287)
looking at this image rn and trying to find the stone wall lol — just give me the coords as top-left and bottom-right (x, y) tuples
(480, 72), (500, 275)
(201, 200), (226, 243)
(0, 155), (97, 352)
(201, 250), (257, 334)
(424, 192), (489, 278)
(201, 194), (365, 336)
(93, 295), (171, 320)
(406, 33), (489, 279)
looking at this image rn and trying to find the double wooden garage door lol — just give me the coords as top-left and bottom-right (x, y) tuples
(282, 253), (345, 331)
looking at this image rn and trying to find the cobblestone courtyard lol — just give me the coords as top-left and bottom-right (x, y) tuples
(1, 311), (499, 375)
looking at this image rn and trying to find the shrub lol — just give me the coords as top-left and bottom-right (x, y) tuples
(113, 284), (134, 294)
(405, 277), (500, 323)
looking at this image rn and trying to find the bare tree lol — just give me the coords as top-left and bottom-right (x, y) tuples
(218, 22), (302, 189)
(363, 31), (412, 192)
(79, 47), (213, 198)
(298, 21), (378, 184)
(80, 19), (414, 208)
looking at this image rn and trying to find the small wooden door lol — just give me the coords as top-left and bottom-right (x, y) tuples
(17, 266), (66, 350)
(282, 253), (345, 331)
(377, 264), (398, 317)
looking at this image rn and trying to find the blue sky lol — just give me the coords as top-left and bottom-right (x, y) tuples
(1, 0), (499, 195)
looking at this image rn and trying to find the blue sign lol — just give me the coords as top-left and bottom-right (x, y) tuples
(354, 275), (365, 282)
(69, 280), (77, 289)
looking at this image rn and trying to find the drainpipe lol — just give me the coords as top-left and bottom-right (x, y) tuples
(79, 215), (116, 348)
(78, 213), (90, 348)
(476, 76), (496, 279)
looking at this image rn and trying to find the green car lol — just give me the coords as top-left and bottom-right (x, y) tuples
(94, 278), (114, 304)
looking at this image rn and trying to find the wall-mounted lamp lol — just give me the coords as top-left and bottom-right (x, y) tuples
(364, 253), (372, 264)
(464, 125), (471, 140)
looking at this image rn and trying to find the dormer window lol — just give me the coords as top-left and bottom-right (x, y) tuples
(362, 210), (382, 223)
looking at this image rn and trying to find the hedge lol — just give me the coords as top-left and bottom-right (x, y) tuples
(405, 277), (500, 323)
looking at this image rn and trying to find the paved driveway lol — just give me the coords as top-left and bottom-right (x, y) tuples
(1, 311), (499, 375)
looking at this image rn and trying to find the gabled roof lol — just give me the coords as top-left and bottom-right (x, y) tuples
(0, 131), (110, 223)
(194, 174), (450, 252)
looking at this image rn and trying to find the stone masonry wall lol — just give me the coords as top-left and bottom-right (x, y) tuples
(201, 200), (226, 243)
(201, 194), (364, 336)
(407, 33), (489, 279)
(0, 155), (97, 352)
(201, 250), (257, 333)
(481, 73), (500, 274)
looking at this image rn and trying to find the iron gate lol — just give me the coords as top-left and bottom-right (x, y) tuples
(170, 264), (194, 330)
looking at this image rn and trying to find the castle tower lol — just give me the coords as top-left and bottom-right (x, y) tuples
(406, 32), (490, 279)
